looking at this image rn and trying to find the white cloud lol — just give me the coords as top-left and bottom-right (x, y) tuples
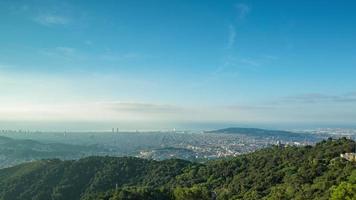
(1, 98), (356, 129)
(0, 101), (187, 122)
(1, 67), (355, 128)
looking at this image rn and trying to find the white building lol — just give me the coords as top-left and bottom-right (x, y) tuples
(340, 153), (356, 162)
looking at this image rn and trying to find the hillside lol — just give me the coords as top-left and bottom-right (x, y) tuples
(0, 136), (106, 168)
(206, 127), (302, 136)
(0, 138), (354, 200)
(205, 127), (319, 141)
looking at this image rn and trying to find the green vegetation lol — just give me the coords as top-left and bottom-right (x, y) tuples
(0, 135), (106, 168)
(0, 138), (354, 200)
(330, 170), (356, 200)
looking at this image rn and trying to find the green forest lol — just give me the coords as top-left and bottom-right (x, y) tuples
(0, 138), (355, 200)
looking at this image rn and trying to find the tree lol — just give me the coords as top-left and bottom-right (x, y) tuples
(173, 186), (211, 200)
(330, 182), (356, 200)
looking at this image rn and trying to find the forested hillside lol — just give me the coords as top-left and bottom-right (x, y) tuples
(0, 136), (107, 168)
(0, 138), (354, 200)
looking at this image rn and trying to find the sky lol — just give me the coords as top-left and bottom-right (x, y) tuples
(0, 0), (356, 130)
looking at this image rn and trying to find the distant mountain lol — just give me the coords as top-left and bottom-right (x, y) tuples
(0, 136), (106, 168)
(206, 127), (312, 138)
(206, 127), (296, 135)
(0, 138), (354, 200)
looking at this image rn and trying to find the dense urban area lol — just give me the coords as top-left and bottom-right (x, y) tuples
(1, 127), (355, 168)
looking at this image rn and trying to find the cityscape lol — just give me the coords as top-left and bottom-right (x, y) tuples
(1, 127), (355, 166)
(0, 0), (355, 199)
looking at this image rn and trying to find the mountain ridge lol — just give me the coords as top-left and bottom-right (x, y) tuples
(205, 127), (315, 139)
(0, 135), (106, 168)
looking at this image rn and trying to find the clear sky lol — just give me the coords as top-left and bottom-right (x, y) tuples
(0, 0), (356, 130)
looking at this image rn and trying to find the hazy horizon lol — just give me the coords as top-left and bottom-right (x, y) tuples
(1, 120), (356, 132)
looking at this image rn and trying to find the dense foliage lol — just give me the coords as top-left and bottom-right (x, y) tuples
(0, 136), (105, 168)
(0, 138), (354, 200)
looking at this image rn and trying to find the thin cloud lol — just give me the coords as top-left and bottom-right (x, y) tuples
(225, 105), (274, 111)
(103, 102), (183, 114)
(227, 24), (236, 49)
(39, 46), (83, 60)
(213, 55), (264, 77)
(84, 40), (93, 46)
(0, 101), (193, 122)
(225, 3), (250, 48)
(34, 14), (70, 26)
(11, 1), (78, 27)
(55, 47), (76, 54)
(284, 92), (356, 103)
(0, 64), (12, 69)
(235, 3), (251, 20)
(239, 58), (261, 67)
(99, 52), (143, 62)
(345, 92), (356, 97)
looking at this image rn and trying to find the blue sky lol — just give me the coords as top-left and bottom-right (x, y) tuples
(0, 0), (356, 130)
